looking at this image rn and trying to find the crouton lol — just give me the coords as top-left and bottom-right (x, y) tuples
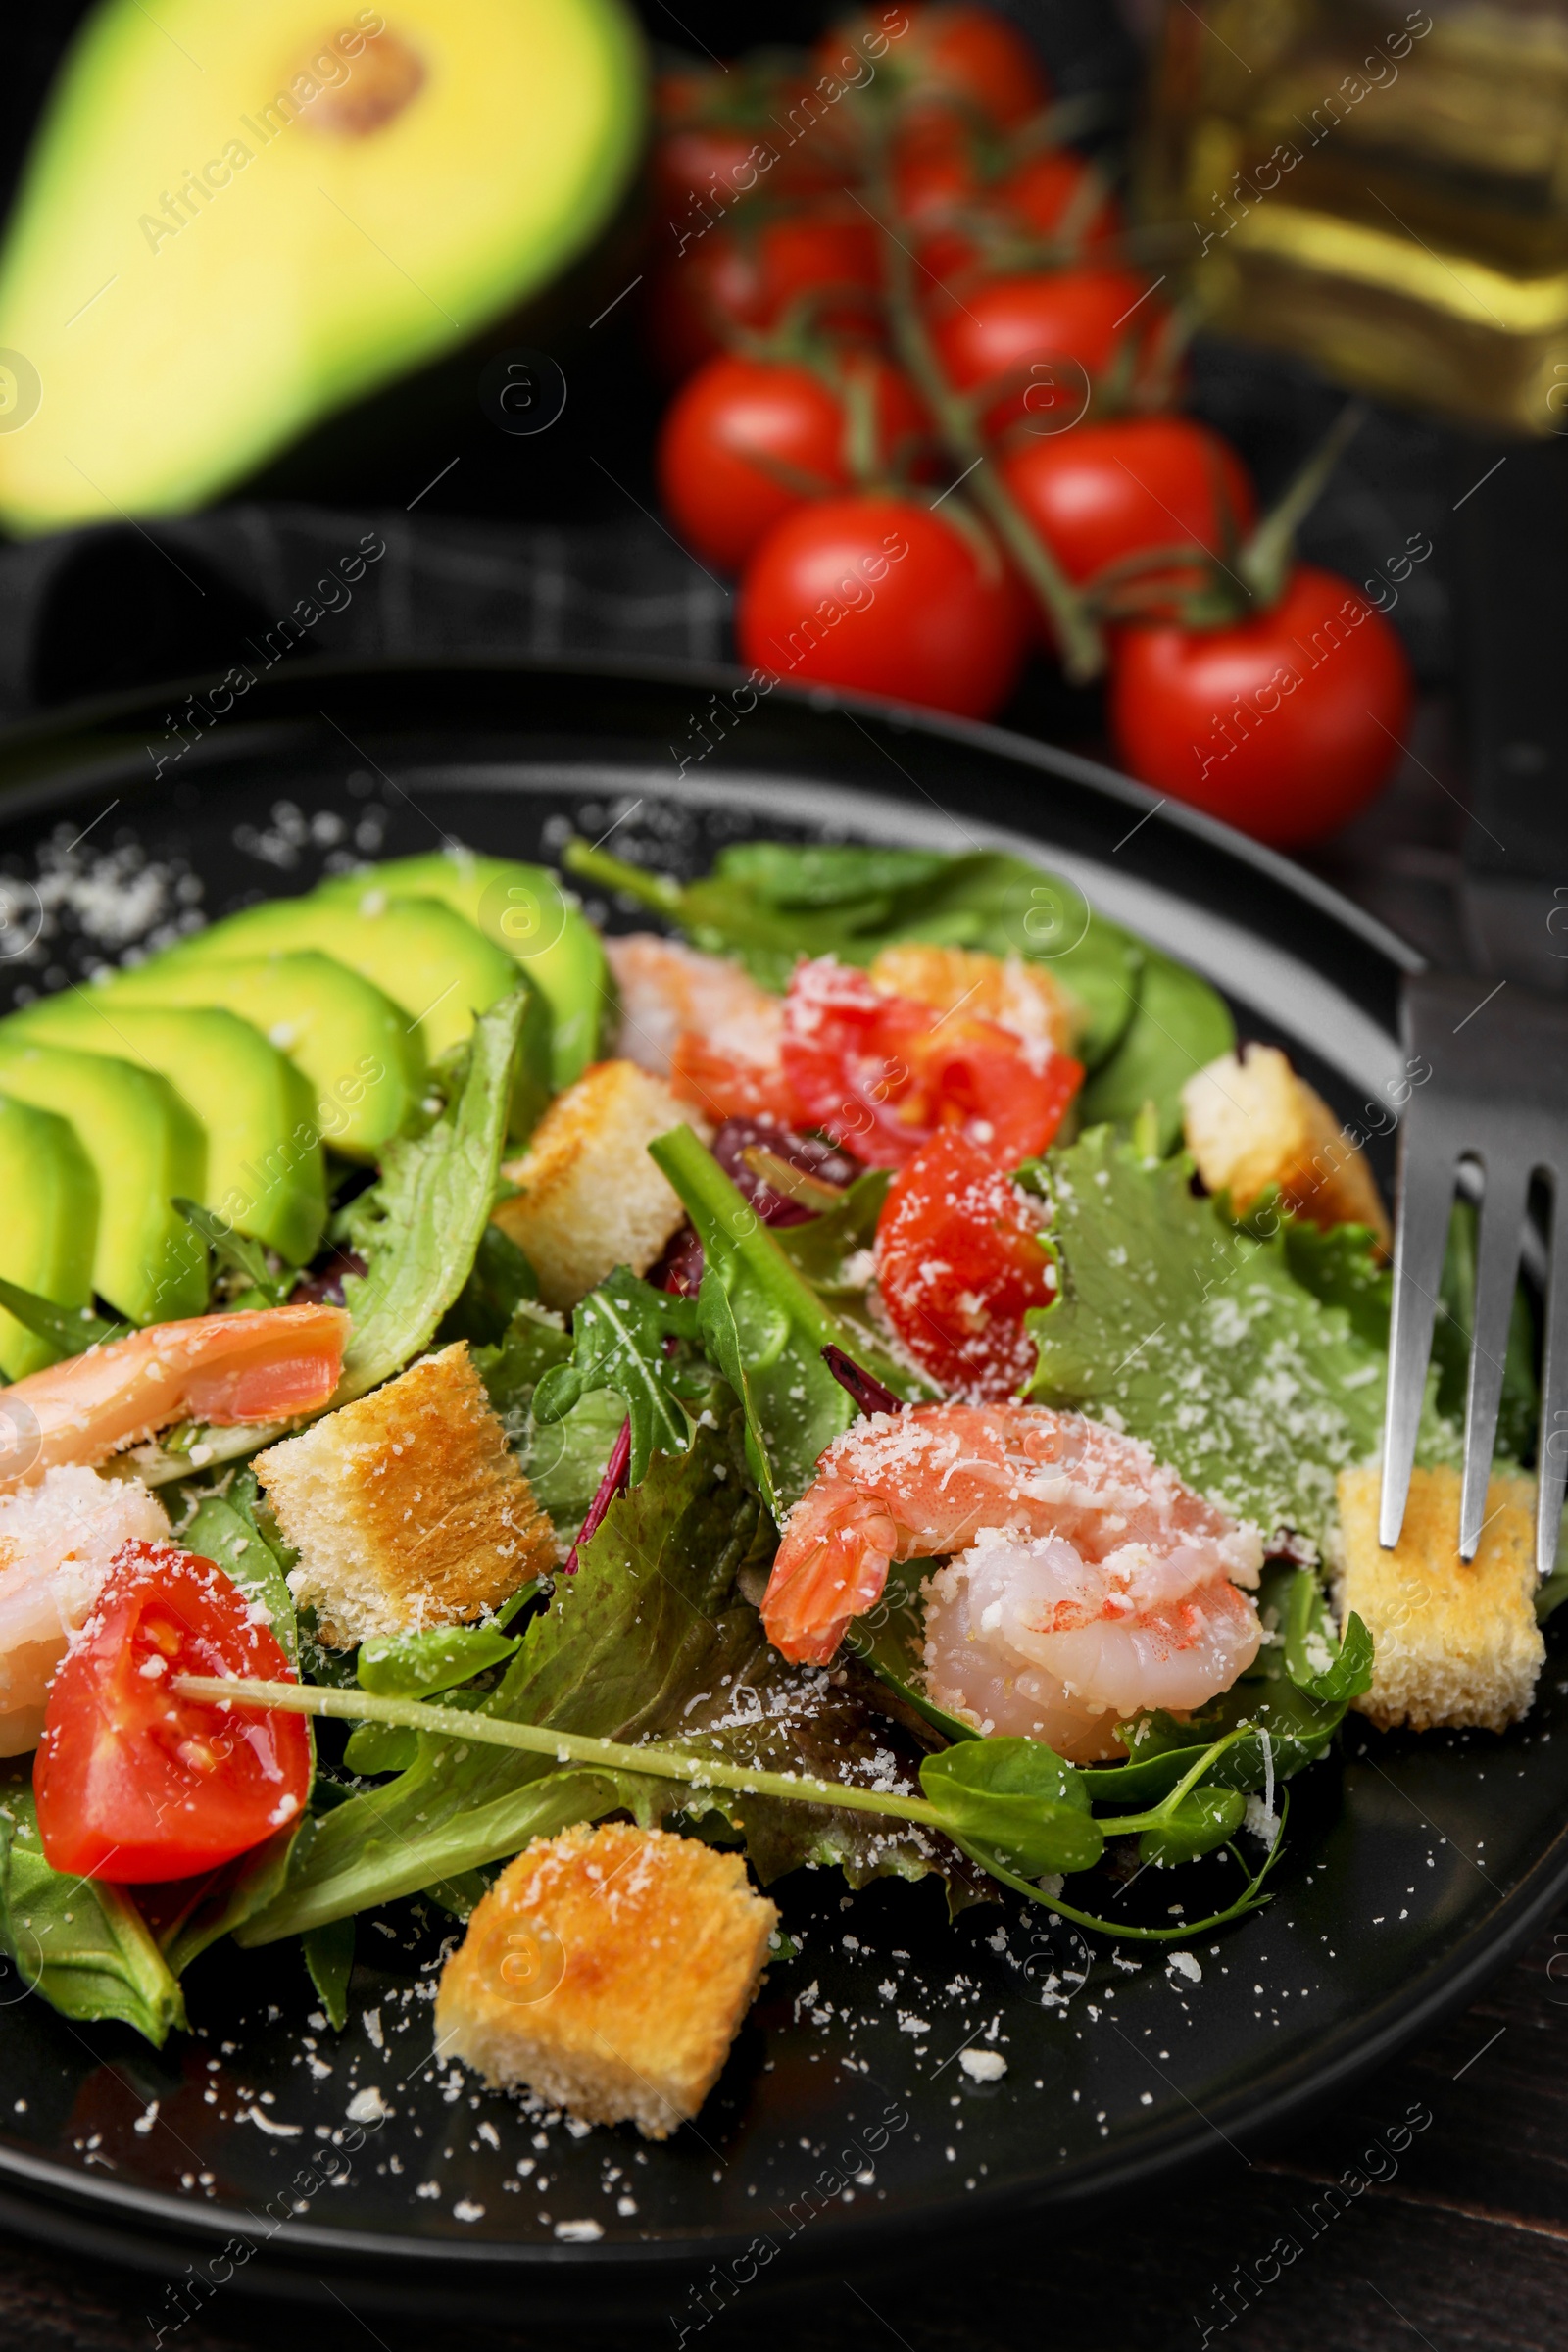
(435, 1822), (778, 2138)
(1182, 1043), (1391, 1246)
(255, 1342), (553, 1647)
(1338, 1462), (1544, 1733)
(491, 1059), (705, 1309)
(869, 942), (1082, 1054)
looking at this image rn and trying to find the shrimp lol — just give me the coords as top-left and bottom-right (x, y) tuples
(761, 1403), (1263, 1762)
(0, 1466), (169, 1752)
(605, 934), (785, 1119)
(0, 1304), (350, 1490)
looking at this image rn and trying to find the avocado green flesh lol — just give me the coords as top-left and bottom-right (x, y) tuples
(0, 1043), (206, 1324)
(3, 1001), (327, 1265)
(318, 854), (610, 1088)
(105, 951), (421, 1161)
(0, 0), (648, 534)
(165, 894), (514, 1062)
(0, 1095), (98, 1378)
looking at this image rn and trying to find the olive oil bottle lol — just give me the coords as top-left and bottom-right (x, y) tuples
(1136, 0), (1568, 434)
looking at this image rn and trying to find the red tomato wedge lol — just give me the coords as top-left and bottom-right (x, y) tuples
(875, 1131), (1057, 1398)
(34, 1544), (310, 1883)
(779, 957), (1081, 1167)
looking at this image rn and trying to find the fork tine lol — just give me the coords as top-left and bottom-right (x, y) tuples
(1538, 1178), (1568, 1577)
(1459, 1153), (1532, 1557)
(1380, 1141), (1457, 1551)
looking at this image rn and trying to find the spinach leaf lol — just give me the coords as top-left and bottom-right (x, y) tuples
(919, 1739), (1103, 1877)
(1075, 949), (1235, 1152)
(237, 1418), (774, 1940)
(565, 841), (1145, 1070)
(302, 1915), (355, 2031)
(650, 1124), (933, 1517)
(0, 1788), (185, 2047)
(358, 1623), (519, 1700)
(532, 1266), (708, 1484)
(1022, 1127), (1421, 1547)
(335, 993), (524, 1403)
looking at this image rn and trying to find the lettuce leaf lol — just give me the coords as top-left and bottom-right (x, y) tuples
(0, 1787), (186, 2047)
(1020, 1127), (1447, 1546)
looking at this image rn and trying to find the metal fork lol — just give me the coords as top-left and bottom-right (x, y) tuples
(1381, 971), (1568, 1575)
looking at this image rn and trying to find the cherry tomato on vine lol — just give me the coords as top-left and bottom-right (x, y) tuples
(658, 351), (928, 575)
(778, 956), (1081, 1168)
(930, 268), (1171, 435)
(35, 1543), (309, 1883)
(736, 492), (1029, 720)
(646, 207), (884, 381)
(1106, 563), (1413, 847)
(899, 131), (1122, 286)
(875, 1130), (1058, 1398)
(652, 74), (846, 213)
(816, 5), (1052, 129)
(1001, 416), (1254, 613)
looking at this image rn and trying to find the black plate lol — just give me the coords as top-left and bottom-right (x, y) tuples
(0, 660), (1561, 2327)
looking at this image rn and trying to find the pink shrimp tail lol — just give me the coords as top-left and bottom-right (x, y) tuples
(762, 1485), (900, 1664)
(1, 1305), (350, 1486)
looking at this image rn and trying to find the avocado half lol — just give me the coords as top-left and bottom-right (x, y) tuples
(0, 0), (646, 534)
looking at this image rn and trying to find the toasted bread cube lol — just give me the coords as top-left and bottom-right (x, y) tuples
(1338, 1463), (1544, 1733)
(435, 1823), (778, 2138)
(491, 1059), (705, 1310)
(256, 1342), (553, 1647)
(1182, 1043), (1391, 1247)
(870, 942), (1082, 1054)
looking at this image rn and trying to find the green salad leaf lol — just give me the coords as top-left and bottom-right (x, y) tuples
(650, 1123), (935, 1517)
(0, 1788), (186, 2047)
(334, 992), (524, 1403)
(174, 1199), (296, 1308)
(919, 1739), (1102, 1877)
(1075, 948), (1235, 1152)
(532, 1266), (709, 1485)
(238, 1418), (773, 1940)
(357, 1621), (521, 1701)
(437, 1223), (538, 1349)
(1022, 1127), (1414, 1546)
(0, 1277), (120, 1359)
(302, 1915), (355, 2032)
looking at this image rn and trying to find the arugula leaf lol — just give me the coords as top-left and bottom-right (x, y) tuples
(335, 993), (524, 1402)
(303, 1915), (355, 2030)
(919, 1739), (1102, 1877)
(0, 1277), (120, 1358)
(532, 1267), (708, 1484)
(1022, 1127), (1398, 1546)
(565, 841), (1145, 1070)
(1075, 949), (1235, 1152)
(0, 1788), (186, 2047)
(650, 1124), (935, 1516)
(174, 1199), (294, 1307)
(237, 1418), (774, 1940)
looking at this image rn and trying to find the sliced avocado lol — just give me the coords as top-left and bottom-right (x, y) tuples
(0, 0), (646, 534)
(5, 1000), (326, 1266)
(0, 1042), (206, 1323)
(104, 951), (421, 1161)
(319, 853), (610, 1088)
(166, 894), (514, 1063)
(0, 1094), (98, 1378)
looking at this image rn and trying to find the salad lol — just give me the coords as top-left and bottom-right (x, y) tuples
(0, 832), (1546, 2142)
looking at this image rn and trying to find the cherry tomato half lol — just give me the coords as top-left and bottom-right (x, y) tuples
(737, 492), (1029, 720)
(658, 352), (928, 575)
(816, 5), (1052, 129)
(35, 1543), (309, 1883)
(647, 207), (885, 381)
(875, 1130), (1057, 1398)
(778, 956), (1081, 1167)
(1001, 416), (1255, 616)
(930, 268), (1170, 435)
(1106, 562), (1413, 846)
